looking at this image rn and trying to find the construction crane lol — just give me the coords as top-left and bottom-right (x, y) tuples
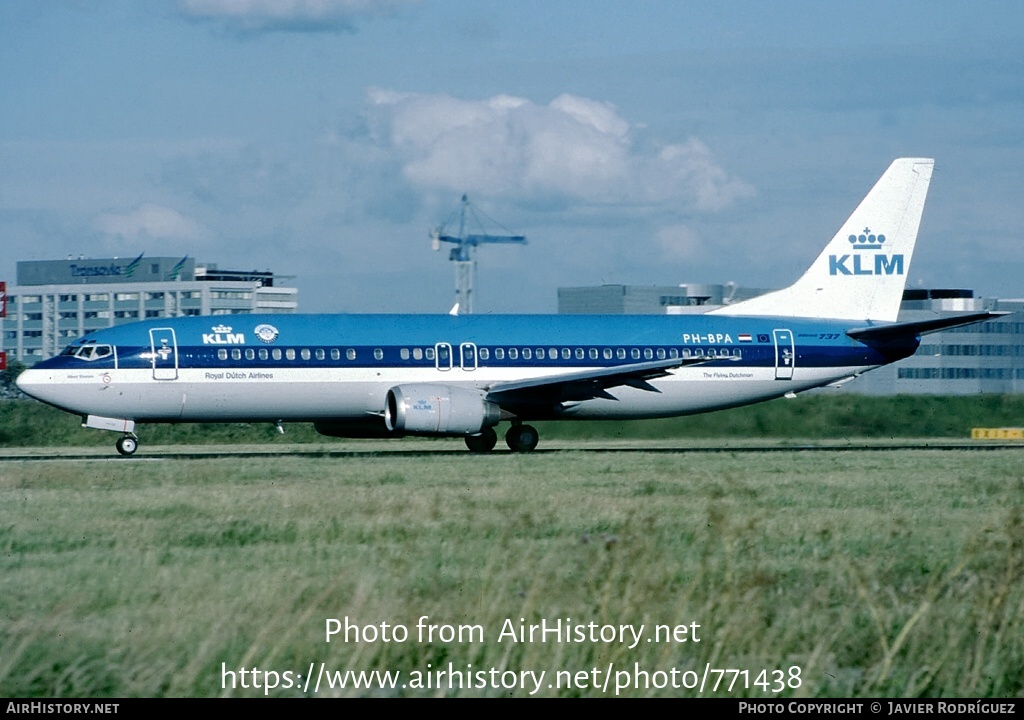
(430, 194), (526, 314)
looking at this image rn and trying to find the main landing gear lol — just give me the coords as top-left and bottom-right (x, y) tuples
(115, 434), (139, 457)
(465, 427), (498, 453)
(505, 423), (539, 453)
(463, 423), (540, 453)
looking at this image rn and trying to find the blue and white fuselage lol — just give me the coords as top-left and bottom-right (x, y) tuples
(15, 158), (1001, 454)
(18, 312), (907, 419)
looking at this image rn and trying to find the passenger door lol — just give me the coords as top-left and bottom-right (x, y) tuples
(149, 328), (179, 380)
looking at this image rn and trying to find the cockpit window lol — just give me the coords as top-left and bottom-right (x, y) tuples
(70, 344), (113, 361)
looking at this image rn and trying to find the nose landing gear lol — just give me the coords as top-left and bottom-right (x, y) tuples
(115, 434), (139, 457)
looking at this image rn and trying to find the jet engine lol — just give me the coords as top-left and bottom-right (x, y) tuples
(385, 384), (500, 435)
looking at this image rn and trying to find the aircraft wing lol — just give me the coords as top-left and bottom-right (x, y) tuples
(486, 356), (710, 406)
(846, 311), (1007, 343)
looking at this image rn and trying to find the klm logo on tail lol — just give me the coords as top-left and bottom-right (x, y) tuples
(829, 228), (904, 276)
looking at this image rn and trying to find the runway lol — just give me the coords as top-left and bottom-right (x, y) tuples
(3, 438), (1023, 462)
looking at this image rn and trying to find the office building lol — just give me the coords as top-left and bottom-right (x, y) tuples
(1, 255), (297, 364)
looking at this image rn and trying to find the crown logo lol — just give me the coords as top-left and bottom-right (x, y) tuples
(848, 227), (886, 250)
(212, 324), (232, 334)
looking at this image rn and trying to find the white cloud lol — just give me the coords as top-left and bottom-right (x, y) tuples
(95, 204), (208, 243)
(179, 0), (417, 33)
(654, 223), (704, 263)
(645, 139), (757, 212)
(366, 90), (754, 212)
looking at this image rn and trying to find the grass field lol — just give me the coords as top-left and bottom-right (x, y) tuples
(1, 446), (1022, 697)
(4, 394), (1024, 448)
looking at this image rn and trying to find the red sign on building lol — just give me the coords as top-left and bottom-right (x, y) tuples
(1, 281), (6, 371)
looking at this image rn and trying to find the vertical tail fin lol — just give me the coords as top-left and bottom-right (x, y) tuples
(711, 158), (934, 322)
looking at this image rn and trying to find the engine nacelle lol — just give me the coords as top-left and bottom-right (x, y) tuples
(385, 384), (500, 436)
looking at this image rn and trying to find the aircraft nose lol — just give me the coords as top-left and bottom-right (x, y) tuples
(16, 366), (96, 416)
(16, 368), (53, 403)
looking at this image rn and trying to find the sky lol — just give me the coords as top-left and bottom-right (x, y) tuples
(1, 0), (1022, 314)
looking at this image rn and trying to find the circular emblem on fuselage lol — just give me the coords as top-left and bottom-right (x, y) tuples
(254, 324), (280, 344)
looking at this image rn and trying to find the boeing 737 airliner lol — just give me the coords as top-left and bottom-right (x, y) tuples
(17, 158), (1001, 455)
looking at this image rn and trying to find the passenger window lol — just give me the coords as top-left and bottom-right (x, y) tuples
(617, 348), (626, 360)
(315, 349), (325, 361)
(400, 348), (410, 360)
(330, 349), (340, 361)
(479, 348), (489, 360)
(644, 348), (653, 360)
(657, 348), (666, 360)
(413, 348), (423, 360)
(682, 348), (691, 358)
(561, 348), (570, 360)
(374, 348), (383, 360)
(347, 349), (356, 361)
(631, 348), (641, 360)
(603, 348), (613, 360)
(231, 349), (242, 361)
(218, 349), (228, 361)
(245, 349), (255, 361)
(259, 349), (269, 360)
(550, 348), (559, 360)
(495, 348), (505, 360)
(669, 348), (678, 359)
(589, 348), (598, 360)
(286, 349), (296, 361)
(508, 348), (518, 360)
(301, 349), (311, 361)
(272, 349), (282, 361)
(522, 348), (532, 360)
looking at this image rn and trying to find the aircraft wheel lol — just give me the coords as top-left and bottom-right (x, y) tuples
(116, 435), (138, 457)
(505, 424), (539, 453)
(465, 427), (498, 453)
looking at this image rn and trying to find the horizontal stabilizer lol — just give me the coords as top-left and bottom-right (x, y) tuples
(846, 312), (1006, 343)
